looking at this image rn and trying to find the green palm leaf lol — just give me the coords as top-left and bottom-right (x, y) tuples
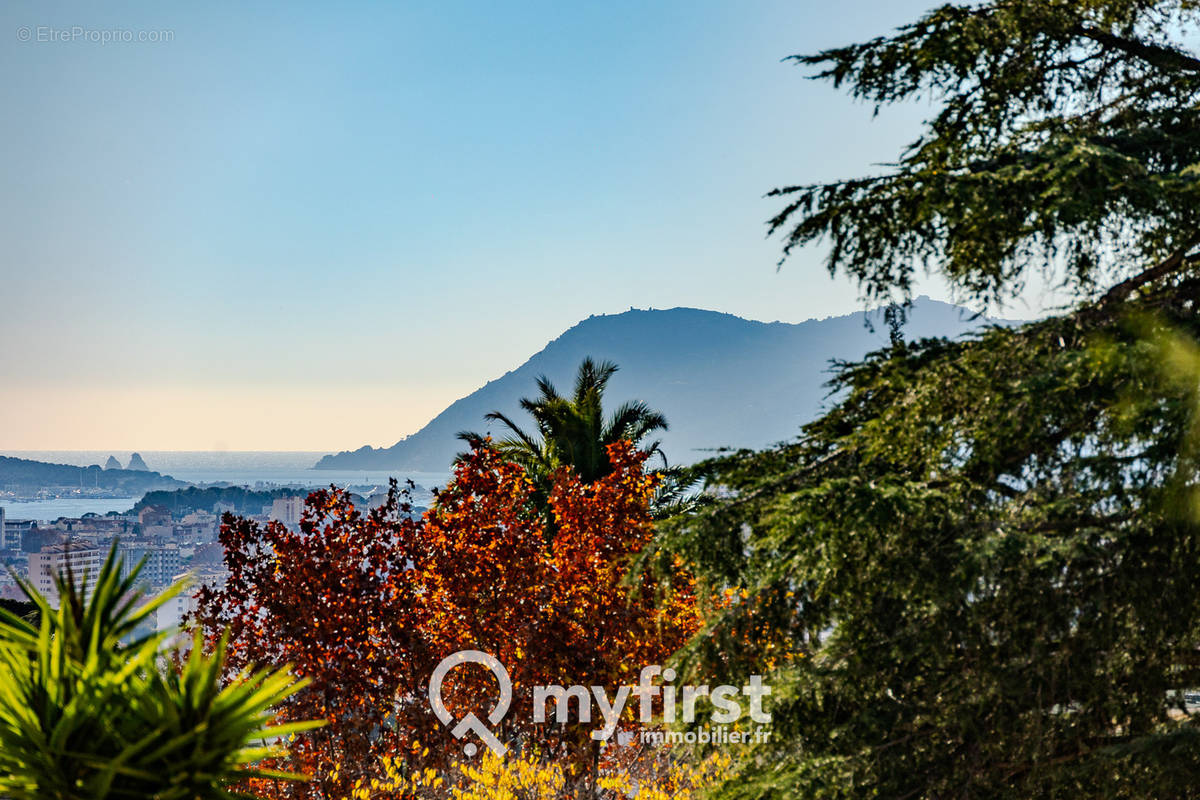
(0, 541), (318, 799)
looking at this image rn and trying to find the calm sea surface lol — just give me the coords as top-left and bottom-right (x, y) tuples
(1, 451), (450, 521)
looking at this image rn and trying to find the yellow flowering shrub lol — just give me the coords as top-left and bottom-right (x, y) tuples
(337, 745), (730, 800)
(340, 753), (443, 800)
(599, 749), (731, 800)
(450, 750), (566, 800)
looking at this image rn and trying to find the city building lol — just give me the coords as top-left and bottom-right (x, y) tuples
(138, 505), (171, 527)
(177, 510), (219, 542)
(270, 496), (305, 528)
(119, 542), (183, 589)
(2, 517), (40, 551)
(138, 505), (173, 538)
(28, 542), (103, 605)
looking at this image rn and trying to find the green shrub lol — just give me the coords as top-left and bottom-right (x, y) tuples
(0, 543), (319, 799)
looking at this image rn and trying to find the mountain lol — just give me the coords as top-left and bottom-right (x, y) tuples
(127, 452), (150, 471)
(0, 456), (187, 493)
(314, 297), (1023, 472)
(104, 455), (122, 470)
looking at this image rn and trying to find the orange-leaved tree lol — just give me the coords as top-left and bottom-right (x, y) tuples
(421, 443), (700, 783)
(192, 441), (699, 799)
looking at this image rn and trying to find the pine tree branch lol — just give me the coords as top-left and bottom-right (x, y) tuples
(1099, 239), (1200, 308)
(1073, 25), (1200, 74)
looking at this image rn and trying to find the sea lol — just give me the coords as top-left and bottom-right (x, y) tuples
(0, 451), (451, 522)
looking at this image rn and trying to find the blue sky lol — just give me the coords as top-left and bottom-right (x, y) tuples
(0, 1), (1047, 450)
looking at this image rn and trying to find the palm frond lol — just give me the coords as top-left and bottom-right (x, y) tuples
(0, 541), (315, 799)
(534, 375), (561, 403)
(457, 357), (675, 516)
(483, 410), (543, 455)
(573, 358), (619, 405)
(605, 401), (669, 444)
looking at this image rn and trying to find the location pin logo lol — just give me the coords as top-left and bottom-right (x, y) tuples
(428, 650), (512, 756)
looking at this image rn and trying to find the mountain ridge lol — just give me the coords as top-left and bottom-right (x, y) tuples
(314, 298), (1022, 471)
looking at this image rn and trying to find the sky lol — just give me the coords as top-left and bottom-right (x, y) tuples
(0, 1), (1053, 452)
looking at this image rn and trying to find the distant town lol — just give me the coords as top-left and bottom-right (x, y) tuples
(0, 452), (423, 631)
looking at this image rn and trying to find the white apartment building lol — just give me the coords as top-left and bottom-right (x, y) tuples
(270, 496), (305, 528)
(28, 542), (103, 605)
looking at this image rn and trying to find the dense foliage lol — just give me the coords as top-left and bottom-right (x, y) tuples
(769, 0), (1200, 307)
(662, 289), (1200, 798)
(339, 748), (732, 800)
(133, 486), (315, 516)
(652, 1), (1200, 798)
(0, 544), (312, 799)
(194, 442), (699, 799)
(0, 597), (38, 623)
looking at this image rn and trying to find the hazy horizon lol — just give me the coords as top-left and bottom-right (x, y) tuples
(0, 1), (1062, 451)
(4, 298), (1038, 455)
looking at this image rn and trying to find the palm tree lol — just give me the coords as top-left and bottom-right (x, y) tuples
(459, 358), (671, 516)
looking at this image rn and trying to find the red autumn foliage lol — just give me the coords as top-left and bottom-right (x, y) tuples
(192, 441), (699, 798)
